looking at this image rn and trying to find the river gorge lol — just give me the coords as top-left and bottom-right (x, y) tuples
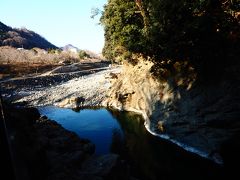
(1, 60), (240, 180)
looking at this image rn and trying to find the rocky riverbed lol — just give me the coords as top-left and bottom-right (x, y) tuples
(1, 64), (121, 108)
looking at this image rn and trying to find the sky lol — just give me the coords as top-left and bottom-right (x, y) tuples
(0, 0), (107, 53)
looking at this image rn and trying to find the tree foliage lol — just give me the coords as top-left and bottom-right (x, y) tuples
(100, 0), (144, 61)
(79, 50), (90, 59)
(101, 0), (240, 74)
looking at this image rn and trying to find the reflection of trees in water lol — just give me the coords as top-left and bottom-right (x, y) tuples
(108, 109), (158, 179)
(71, 106), (102, 112)
(110, 128), (124, 154)
(108, 109), (223, 180)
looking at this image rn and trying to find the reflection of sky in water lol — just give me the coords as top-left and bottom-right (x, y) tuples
(38, 106), (124, 155)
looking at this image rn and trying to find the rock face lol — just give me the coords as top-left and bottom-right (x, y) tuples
(103, 59), (240, 165)
(4, 105), (128, 180)
(102, 59), (161, 120)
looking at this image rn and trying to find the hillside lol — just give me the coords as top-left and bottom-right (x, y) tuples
(0, 21), (57, 50)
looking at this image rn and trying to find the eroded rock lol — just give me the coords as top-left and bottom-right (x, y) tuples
(103, 58), (240, 165)
(102, 58), (162, 118)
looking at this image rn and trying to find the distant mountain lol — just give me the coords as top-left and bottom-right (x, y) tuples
(61, 44), (103, 59)
(0, 21), (57, 50)
(61, 44), (79, 53)
(84, 50), (103, 59)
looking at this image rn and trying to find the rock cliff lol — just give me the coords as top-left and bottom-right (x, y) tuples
(102, 58), (240, 165)
(102, 59), (161, 120)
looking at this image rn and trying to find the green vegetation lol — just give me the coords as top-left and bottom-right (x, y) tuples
(78, 50), (90, 59)
(47, 48), (61, 54)
(101, 0), (239, 77)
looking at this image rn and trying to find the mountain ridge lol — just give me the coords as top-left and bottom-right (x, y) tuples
(61, 44), (79, 53)
(0, 21), (57, 50)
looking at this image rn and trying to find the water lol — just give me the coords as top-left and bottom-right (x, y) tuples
(38, 106), (224, 180)
(38, 106), (124, 155)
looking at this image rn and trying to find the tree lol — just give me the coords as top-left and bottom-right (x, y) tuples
(101, 0), (240, 75)
(100, 0), (144, 61)
(79, 50), (90, 59)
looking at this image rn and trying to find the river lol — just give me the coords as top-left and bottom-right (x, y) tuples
(39, 106), (224, 180)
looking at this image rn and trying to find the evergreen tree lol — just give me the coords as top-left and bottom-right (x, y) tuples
(101, 0), (239, 74)
(100, 0), (144, 61)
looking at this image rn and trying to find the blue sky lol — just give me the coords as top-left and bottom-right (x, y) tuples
(0, 0), (107, 53)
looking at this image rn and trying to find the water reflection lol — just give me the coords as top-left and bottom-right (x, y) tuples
(39, 106), (224, 180)
(38, 106), (124, 155)
(109, 110), (224, 180)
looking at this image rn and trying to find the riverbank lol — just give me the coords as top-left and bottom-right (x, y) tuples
(1, 63), (121, 107)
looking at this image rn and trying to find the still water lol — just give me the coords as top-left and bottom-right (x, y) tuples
(38, 106), (224, 180)
(39, 106), (123, 155)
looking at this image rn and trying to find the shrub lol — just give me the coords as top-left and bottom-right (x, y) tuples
(78, 50), (90, 59)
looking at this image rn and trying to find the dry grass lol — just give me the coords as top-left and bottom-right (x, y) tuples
(0, 46), (80, 64)
(0, 46), (108, 79)
(0, 46), (81, 79)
